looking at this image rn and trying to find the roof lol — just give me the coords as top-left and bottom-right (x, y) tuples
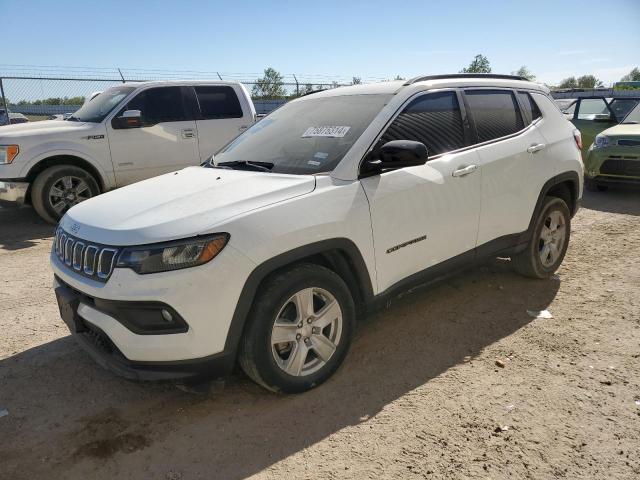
(304, 74), (548, 99)
(120, 79), (244, 88)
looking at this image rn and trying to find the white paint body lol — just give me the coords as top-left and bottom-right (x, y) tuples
(50, 78), (583, 363)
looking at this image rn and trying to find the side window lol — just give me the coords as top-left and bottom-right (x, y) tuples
(517, 91), (542, 124)
(195, 86), (243, 119)
(576, 98), (609, 120)
(608, 99), (638, 122)
(379, 91), (465, 157)
(124, 87), (187, 125)
(465, 90), (524, 143)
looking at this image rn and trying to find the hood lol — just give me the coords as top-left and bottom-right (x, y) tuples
(61, 166), (316, 245)
(600, 123), (640, 138)
(0, 119), (93, 139)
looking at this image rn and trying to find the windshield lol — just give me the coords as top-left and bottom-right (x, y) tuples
(622, 102), (640, 124)
(212, 94), (392, 174)
(69, 86), (136, 123)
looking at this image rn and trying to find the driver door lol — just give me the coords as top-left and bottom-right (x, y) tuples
(360, 91), (482, 293)
(107, 86), (200, 186)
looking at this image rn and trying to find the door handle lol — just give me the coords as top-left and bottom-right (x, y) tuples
(181, 128), (196, 139)
(527, 143), (546, 154)
(452, 164), (478, 177)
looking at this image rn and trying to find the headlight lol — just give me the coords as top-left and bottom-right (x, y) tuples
(593, 134), (610, 149)
(116, 233), (229, 274)
(0, 145), (19, 164)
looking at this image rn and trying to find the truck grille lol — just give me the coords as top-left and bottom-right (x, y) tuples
(53, 227), (119, 282)
(600, 158), (640, 177)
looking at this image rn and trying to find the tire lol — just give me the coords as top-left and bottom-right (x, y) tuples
(512, 196), (571, 279)
(31, 165), (100, 224)
(239, 263), (355, 393)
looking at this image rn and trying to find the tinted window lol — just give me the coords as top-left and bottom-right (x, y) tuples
(609, 99), (638, 122)
(576, 98), (609, 120)
(195, 86), (243, 119)
(517, 92), (542, 124)
(125, 87), (187, 125)
(465, 90), (524, 143)
(380, 91), (465, 156)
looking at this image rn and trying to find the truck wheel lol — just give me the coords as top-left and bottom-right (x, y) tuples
(239, 263), (355, 393)
(512, 196), (571, 279)
(31, 165), (100, 224)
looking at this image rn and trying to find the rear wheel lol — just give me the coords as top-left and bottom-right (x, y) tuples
(239, 263), (355, 393)
(512, 197), (571, 279)
(31, 165), (100, 223)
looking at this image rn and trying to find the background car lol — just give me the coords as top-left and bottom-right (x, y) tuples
(561, 97), (640, 155)
(583, 102), (640, 191)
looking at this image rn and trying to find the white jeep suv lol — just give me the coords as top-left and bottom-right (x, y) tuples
(51, 74), (583, 393)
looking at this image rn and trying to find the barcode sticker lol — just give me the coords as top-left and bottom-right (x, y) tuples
(302, 126), (350, 138)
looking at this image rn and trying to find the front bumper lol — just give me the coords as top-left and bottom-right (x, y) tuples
(584, 145), (640, 184)
(54, 277), (236, 381)
(0, 180), (29, 207)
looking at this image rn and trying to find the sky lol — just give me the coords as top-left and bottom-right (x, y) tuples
(1, 0), (639, 86)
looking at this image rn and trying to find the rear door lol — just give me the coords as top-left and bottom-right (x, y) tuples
(107, 86), (200, 186)
(360, 90), (482, 292)
(463, 89), (549, 247)
(191, 85), (254, 161)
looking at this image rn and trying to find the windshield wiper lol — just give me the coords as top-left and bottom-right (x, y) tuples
(216, 160), (274, 172)
(67, 116), (81, 122)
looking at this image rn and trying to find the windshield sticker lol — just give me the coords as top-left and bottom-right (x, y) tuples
(308, 160), (321, 166)
(314, 152), (329, 159)
(302, 126), (350, 138)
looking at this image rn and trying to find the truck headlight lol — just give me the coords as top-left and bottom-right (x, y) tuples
(593, 134), (610, 149)
(0, 145), (19, 164)
(116, 234), (229, 274)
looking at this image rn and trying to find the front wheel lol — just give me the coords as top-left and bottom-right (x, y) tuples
(31, 165), (100, 224)
(512, 196), (571, 279)
(239, 263), (355, 393)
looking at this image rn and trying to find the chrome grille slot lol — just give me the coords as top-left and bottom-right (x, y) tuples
(84, 245), (99, 275)
(72, 242), (85, 270)
(53, 228), (119, 283)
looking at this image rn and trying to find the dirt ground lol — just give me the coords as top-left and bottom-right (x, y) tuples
(0, 189), (639, 480)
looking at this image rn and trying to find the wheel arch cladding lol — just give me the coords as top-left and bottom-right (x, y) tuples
(223, 238), (374, 360)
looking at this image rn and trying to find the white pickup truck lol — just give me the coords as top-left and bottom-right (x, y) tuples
(0, 81), (257, 222)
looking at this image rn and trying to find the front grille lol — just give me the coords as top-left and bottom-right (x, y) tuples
(600, 158), (640, 176)
(618, 139), (640, 147)
(53, 227), (119, 282)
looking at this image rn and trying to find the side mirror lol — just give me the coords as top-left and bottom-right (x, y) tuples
(112, 109), (142, 129)
(362, 140), (429, 174)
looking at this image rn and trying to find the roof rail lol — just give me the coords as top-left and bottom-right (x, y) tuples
(403, 73), (527, 86)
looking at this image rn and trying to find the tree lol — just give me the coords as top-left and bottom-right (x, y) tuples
(394, 75), (405, 81)
(460, 54), (491, 73)
(558, 76), (578, 89)
(351, 77), (362, 85)
(620, 67), (640, 82)
(512, 66), (536, 81)
(576, 75), (603, 88)
(251, 67), (287, 99)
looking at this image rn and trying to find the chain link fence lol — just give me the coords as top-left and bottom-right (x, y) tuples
(0, 65), (382, 123)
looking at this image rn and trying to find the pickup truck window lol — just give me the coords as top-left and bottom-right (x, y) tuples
(123, 87), (188, 125)
(68, 86), (135, 123)
(213, 94), (392, 175)
(195, 86), (243, 119)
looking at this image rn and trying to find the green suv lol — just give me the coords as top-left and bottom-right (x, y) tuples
(583, 102), (640, 191)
